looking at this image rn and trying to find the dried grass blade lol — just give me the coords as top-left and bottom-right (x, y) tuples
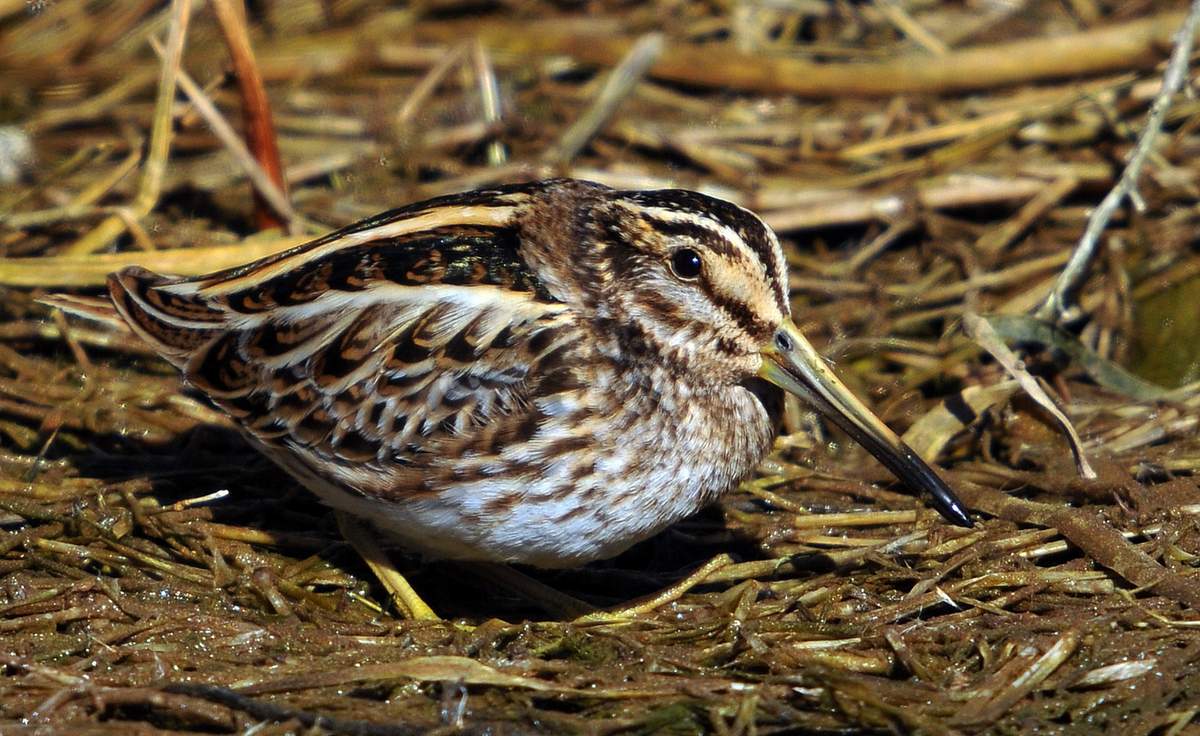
(985, 313), (1198, 401)
(0, 235), (310, 287)
(963, 312), (1096, 479)
(953, 630), (1080, 725)
(63, 0), (191, 255)
(462, 11), (1194, 97)
(544, 32), (664, 165)
(903, 381), (1019, 463)
(149, 36), (302, 231)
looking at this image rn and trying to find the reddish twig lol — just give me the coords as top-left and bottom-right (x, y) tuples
(210, 0), (290, 232)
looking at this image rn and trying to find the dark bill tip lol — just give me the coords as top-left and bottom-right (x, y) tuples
(893, 447), (973, 528)
(759, 320), (975, 528)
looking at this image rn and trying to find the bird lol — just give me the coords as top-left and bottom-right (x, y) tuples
(49, 178), (971, 612)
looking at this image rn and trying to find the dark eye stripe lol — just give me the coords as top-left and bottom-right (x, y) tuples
(645, 213), (787, 316)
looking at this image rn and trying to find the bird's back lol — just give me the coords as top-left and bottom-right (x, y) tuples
(105, 185), (584, 506)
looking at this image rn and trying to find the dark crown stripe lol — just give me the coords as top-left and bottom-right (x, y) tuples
(639, 215), (740, 258)
(599, 200), (773, 336)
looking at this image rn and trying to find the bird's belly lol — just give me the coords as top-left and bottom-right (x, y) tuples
(260, 388), (775, 567)
(270, 435), (764, 567)
(303, 449), (741, 567)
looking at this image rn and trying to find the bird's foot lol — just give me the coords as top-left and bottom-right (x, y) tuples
(337, 512), (440, 621)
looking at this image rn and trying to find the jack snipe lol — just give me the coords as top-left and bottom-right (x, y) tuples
(55, 179), (971, 577)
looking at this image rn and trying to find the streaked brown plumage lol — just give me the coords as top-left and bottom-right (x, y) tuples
(57, 179), (972, 567)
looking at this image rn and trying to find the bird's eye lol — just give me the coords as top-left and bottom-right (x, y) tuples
(669, 249), (703, 280)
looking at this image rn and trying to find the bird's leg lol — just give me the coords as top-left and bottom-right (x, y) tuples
(336, 512), (440, 621)
(574, 553), (734, 623)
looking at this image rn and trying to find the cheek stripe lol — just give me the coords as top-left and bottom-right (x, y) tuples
(705, 287), (772, 339)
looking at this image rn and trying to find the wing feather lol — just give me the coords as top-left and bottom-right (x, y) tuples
(103, 191), (581, 501)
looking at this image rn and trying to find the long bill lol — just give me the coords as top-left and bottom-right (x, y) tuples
(758, 319), (973, 528)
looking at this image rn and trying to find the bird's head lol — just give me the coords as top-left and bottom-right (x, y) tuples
(522, 179), (972, 527)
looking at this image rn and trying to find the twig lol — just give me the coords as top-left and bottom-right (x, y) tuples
(394, 43), (468, 127)
(62, 0), (191, 255)
(838, 217), (917, 274)
(0, 234), (310, 287)
(163, 683), (423, 736)
(210, 0), (290, 232)
(961, 482), (1200, 608)
(66, 143), (142, 210)
(840, 107), (1024, 160)
(543, 33), (664, 165)
(49, 310), (92, 377)
(874, 0), (949, 56)
(458, 10), (1195, 97)
(575, 554), (733, 622)
(1037, 0), (1200, 322)
(110, 206), (157, 251)
(148, 37), (303, 232)
(789, 510), (920, 528)
(25, 67), (159, 133)
(952, 630), (1081, 725)
(976, 176), (1078, 256)
(962, 312), (1096, 479)
(471, 41), (506, 167)
(2, 204), (118, 230)
(761, 175), (1049, 232)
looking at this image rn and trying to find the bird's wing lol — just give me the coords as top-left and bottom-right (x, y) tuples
(106, 183), (580, 499)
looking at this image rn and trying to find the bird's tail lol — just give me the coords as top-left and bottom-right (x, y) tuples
(37, 292), (131, 333)
(42, 266), (228, 369)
